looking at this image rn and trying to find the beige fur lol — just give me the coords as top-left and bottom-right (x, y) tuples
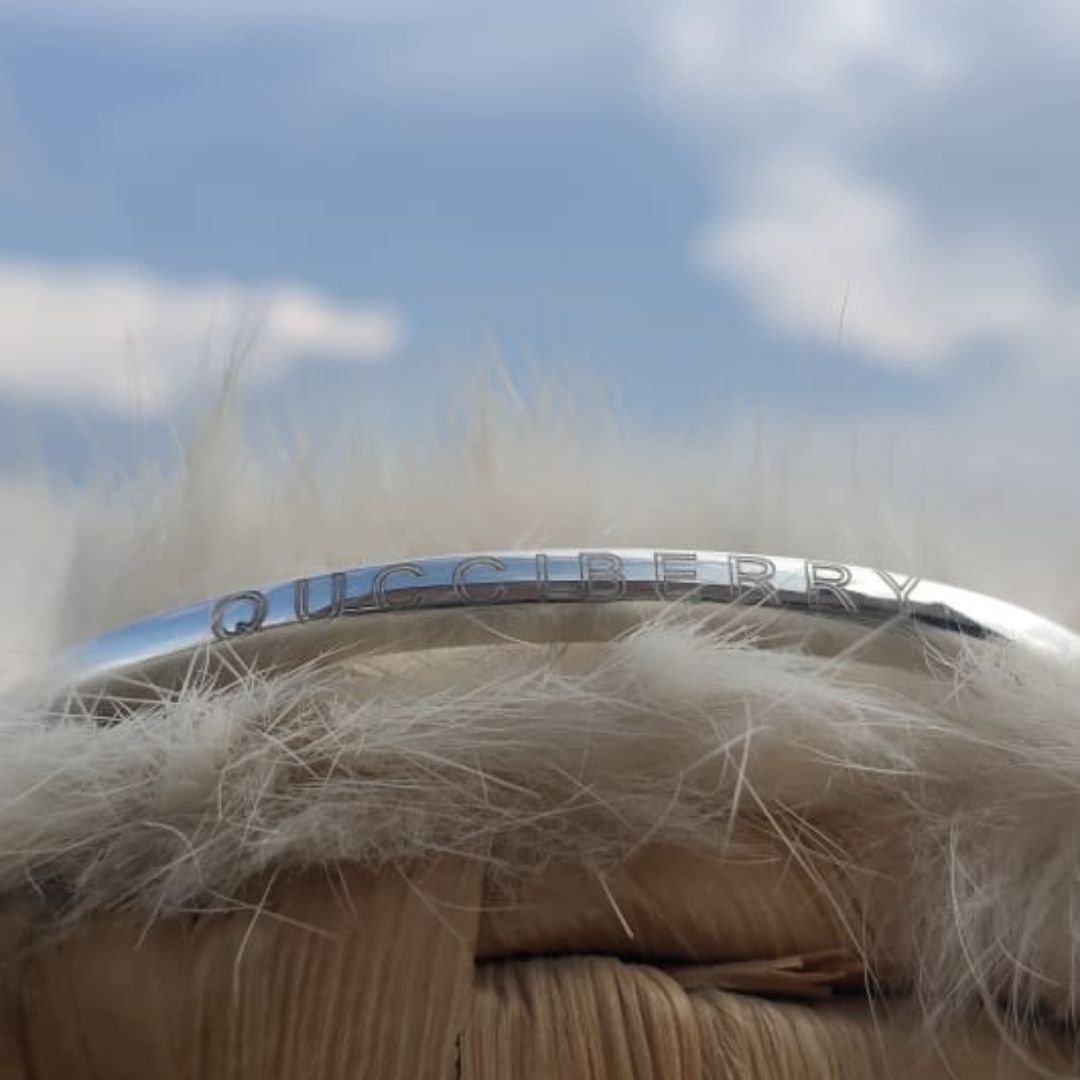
(1, 371), (1079, 1064)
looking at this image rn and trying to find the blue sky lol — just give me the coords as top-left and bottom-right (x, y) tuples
(0, 1), (1078, 481)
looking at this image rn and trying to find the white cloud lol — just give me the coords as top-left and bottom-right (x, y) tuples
(8, 0), (1080, 375)
(632, 0), (1080, 371)
(640, 0), (957, 135)
(699, 153), (1080, 367)
(0, 260), (403, 414)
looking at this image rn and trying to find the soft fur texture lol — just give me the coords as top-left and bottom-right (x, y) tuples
(2, 372), (1080, 1047)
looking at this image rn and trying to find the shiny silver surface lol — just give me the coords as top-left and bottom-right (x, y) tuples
(56, 549), (1080, 701)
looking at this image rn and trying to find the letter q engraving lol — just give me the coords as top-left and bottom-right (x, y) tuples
(211, 591), (269, 640)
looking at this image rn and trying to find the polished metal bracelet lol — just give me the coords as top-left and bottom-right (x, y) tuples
(56, 548), (1080, 700)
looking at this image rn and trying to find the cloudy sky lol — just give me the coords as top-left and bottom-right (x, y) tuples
(1, 1), (1079, 483)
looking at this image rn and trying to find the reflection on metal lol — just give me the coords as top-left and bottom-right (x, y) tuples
(55, 549), (1080, 701)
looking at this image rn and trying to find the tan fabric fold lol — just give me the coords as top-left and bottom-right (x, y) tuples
(12, 860), (483, 1080)
(477, 840), (857, 966)
(463, 957), (1075, 1080)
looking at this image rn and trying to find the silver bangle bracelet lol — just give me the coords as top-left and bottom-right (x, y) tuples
(56, 548), (1080, 701)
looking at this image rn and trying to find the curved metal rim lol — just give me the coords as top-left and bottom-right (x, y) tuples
(54, 547), (1080, 700)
